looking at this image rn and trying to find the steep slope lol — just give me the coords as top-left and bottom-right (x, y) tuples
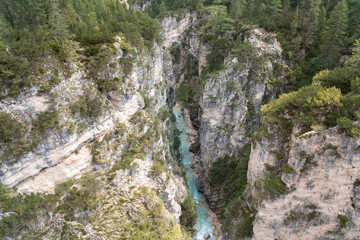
(197, 28), (286, 210)
(0, 24), (192, 239)
(250, 126), (360, 239)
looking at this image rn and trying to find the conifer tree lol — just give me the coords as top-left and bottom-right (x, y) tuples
(230, 0), (246, 19)
(320, 0), (348, 68)
(300, 0), (322, 49)
(159, 1), (166, 15)
(268, 0), (282, 16)
(348, 0), (360, 41)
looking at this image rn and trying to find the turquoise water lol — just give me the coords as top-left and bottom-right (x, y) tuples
(173, 109), (214, 240)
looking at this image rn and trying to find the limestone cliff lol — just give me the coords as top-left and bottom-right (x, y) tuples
(196, 28), (286, 210)
(249, 126), (360, 239)
(0, 31), (189, 238)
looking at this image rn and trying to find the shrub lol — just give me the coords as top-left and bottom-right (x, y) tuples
(57, 174), (101, 221)
(282, 164), (295, 173)
(119, 56), (135, 76)
(70, 96), (103, 119)
(158, 107), (172, 121)
(0, 113), (26, 144)
(176, 81), (191, 104)
(313, 68), (356, 94)
(76, 123), (88, 133)
(337, 214), (349, 228)
(261, 85), (342, 132)
(255, 172), (287, 200)
(32, 111), (59, 134)
(208, 143), (250, 201)
(221, 199), (256, 239)
(180, 194), (197, 232)
(337, 117), (360, 138)
(0, 183), (58, 238)
(96, 77), (123, 92)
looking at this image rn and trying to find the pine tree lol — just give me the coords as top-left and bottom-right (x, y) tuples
(268, 0), (282, 16)
(0, 18), (6, 51)
(230, 0), (247, 19)
(348, 0), (360, 41)
(300, 0), (322, 49)
(320, 0), (348, 68)
(159, 1), (166, 15)
(49, 0), (69, 44)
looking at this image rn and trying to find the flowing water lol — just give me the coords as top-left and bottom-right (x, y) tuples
(173, 108), (214, 240)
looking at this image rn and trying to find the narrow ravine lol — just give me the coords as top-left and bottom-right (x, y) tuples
(173, 108), (214, 240)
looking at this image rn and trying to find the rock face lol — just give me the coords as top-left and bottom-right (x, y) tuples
(0, 33), (186, 226)
(196, 28), (286, 209)
(250, 127), (360, 239)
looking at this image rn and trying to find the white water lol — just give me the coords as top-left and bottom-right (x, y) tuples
(173, 109), (214, 240)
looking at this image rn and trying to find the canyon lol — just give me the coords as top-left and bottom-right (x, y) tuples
(1, 5), (360, 240)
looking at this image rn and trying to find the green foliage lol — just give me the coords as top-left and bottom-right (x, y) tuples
(232, 40), (257, 63)
(0, 0), (160, 96)
(354, 179), (360, 187)
(159, 107), (172, 121)
(320, 0), (348, 69)
(255, 172), (287, 200)
(0, 183), (58, 239)
(70, 96), (103, 119)
(151, 152), (166, 176)
(208, 144), (250, 200)
(96, 76), (124, 92)
(282, 164), (295, 173)
(57, 174), (101, 221)
(176, 81), (191, 104)
(261, 85), (342, 132)
(62, 0), (160, 48)
(32, 111), (59, 134)
(109, 128), (157, 173)
(207, 143), (252, 238)
(0, 112), (36, 162)
(0, 112), (27, 155)
(284, 208), (321, 225)
(201, 5), (235, 73)
(313, 68), (357, 94)
(337, 214), (349, 228)
(180, 194), (197, 232)
(221, 199), (256, 239)
(337, 117), (360, 138)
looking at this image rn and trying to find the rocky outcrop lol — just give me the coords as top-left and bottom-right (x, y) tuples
(196, 28), (286, 209)
(250, 127), (360, 239)
(0, 32), (187, 225)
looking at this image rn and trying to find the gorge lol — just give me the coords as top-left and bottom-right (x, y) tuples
(0, 0), (360, 239)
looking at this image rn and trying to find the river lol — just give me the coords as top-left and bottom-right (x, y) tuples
(173, 108), (214, 240)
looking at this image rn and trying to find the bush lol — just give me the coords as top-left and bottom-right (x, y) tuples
(313, 67), (356, 94)
(32, 111), (59, 134)
(337, 117), (360, 138)
(176, 81), (191, 104)
(180, 194), (197, 233)
(208, 143), (250, 201)
(96, 77), (123, 92)
(337, 214), (349, 228)
(57, 174), (101, 221)
(282, 164), (295, 173)
(0, 113), (26, 144)
(70, 96), (103, 119)
(255, 173), (287, 200)
(0, 183), (58, 238)
(221, 199), (256, 239)
(261, 85), (342, 132)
